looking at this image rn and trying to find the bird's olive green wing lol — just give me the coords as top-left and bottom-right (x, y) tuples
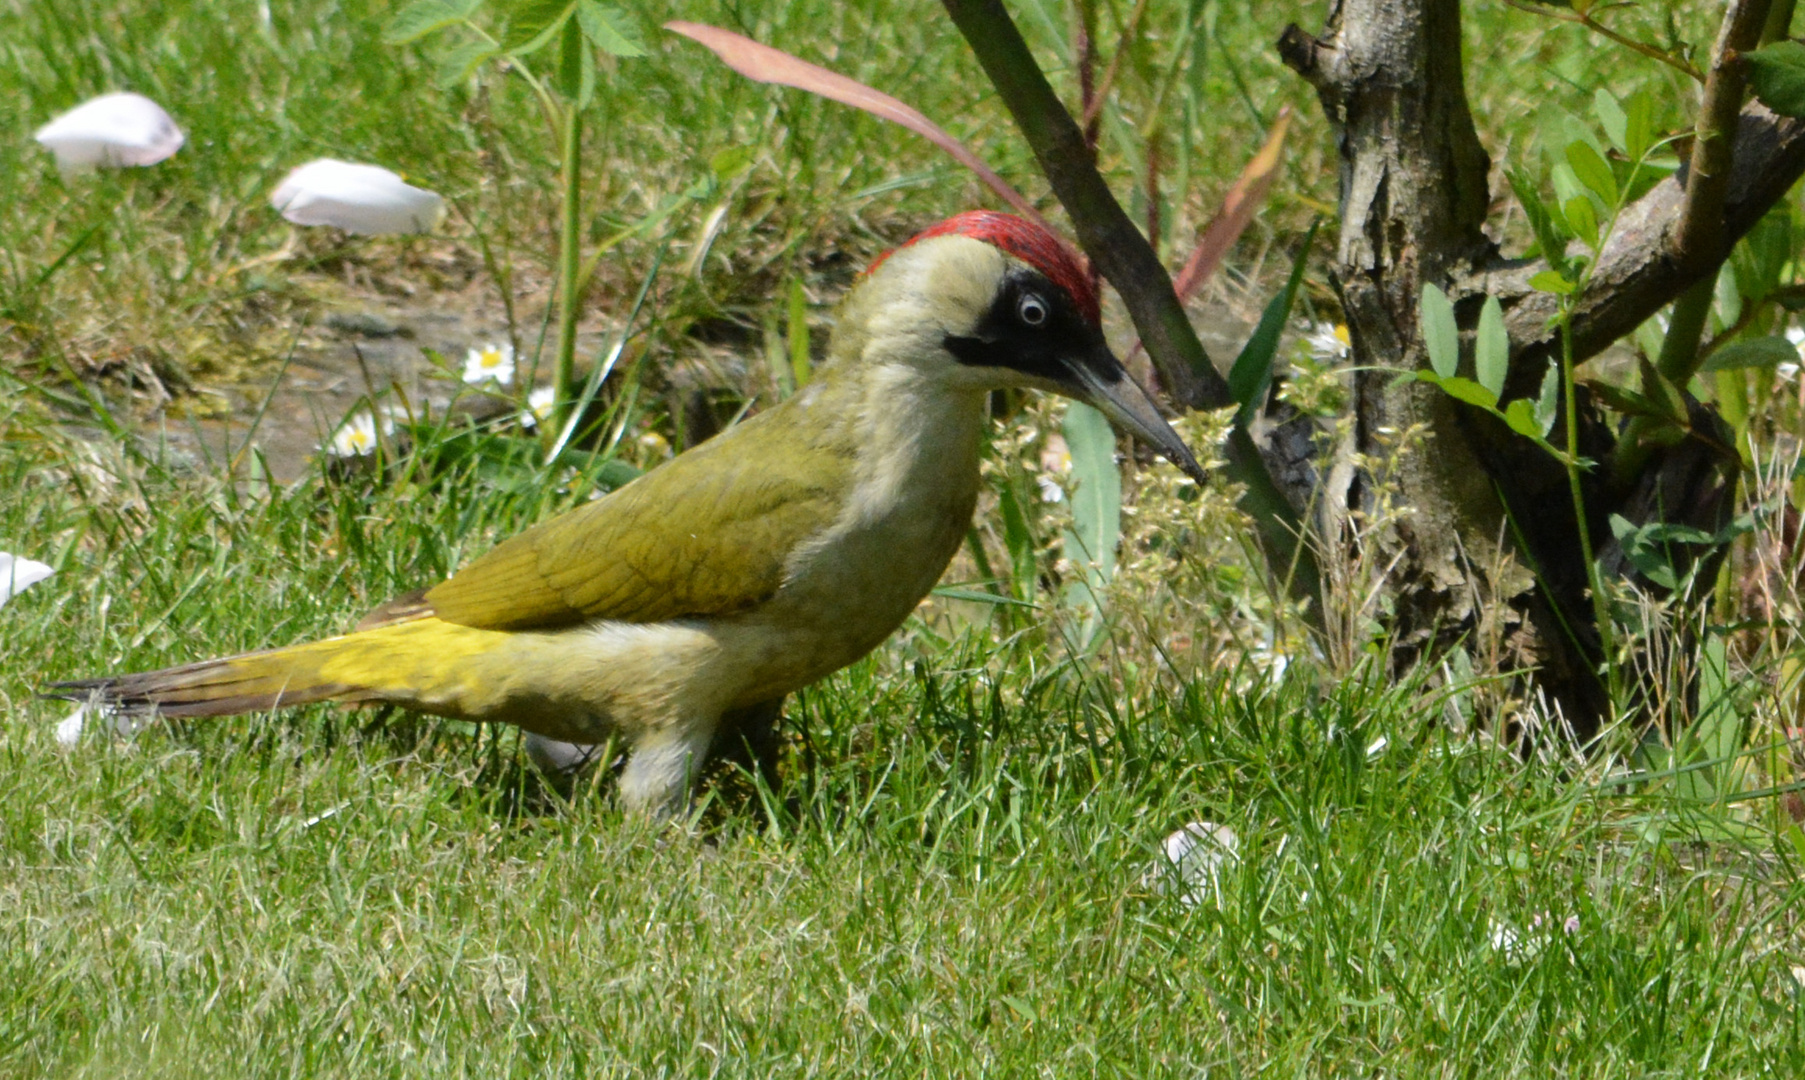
(420, 407), (856, 630)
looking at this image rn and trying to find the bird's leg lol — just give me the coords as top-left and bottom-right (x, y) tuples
(709, 697), (786, 791)
(617, 722), (718, 817)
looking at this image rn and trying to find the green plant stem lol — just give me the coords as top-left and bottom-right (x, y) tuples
(553, 103), (584, 436)
(1612, 276), (1714, 485)
(1559, 301), (1617, 710)
(940, 0), (1323, 625)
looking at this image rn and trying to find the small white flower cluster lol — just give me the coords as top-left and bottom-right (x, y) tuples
(33, 93), (442, 235)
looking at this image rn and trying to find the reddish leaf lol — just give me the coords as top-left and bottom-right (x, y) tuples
(1170, 107), (1292, 302)
(666, 21), (1050, 233)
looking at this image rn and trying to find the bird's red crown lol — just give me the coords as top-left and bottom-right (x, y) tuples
(868, 211), (1099, 328)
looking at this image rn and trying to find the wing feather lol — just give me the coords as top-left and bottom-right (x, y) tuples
(420, 406), (855, 631)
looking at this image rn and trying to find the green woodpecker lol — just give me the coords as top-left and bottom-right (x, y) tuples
(50, 211), (1205, 814)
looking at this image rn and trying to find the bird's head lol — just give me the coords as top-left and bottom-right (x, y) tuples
(849, 210), (1206, 482)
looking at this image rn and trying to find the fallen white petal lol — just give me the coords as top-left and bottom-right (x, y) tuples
(270, 159), (443, 236)
(34, 92), (185, 172)
(0, 552), (54, 608)
(1147, 821), (1238, 909)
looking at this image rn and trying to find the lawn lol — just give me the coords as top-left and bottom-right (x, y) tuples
(3, 0), (1803, 1075)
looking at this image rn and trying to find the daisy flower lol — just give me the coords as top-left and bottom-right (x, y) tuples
(463, 342), (516, 387)
(1305, 321), (1352, 362)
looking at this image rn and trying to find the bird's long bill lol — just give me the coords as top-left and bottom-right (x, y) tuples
(1067, 357), (1208, 484)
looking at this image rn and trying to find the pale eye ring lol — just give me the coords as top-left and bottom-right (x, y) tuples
(1018, 292), (1048, 326)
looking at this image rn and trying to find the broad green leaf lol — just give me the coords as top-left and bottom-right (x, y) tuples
(576, 1), (645, 57)
(1593, 89), (1628, 155)
(384, 0), (478, 44)
(1529, 270), (1575, 295)
(1566, 140), (1618, 206)
(1746, 41), (1805, 119)
(1700, 335), (1800, 372)
(504, 0), (577, 54)
(555, 17), (596, 106)
(1230, 221), (1317, 422)
(436, 39), (498, 87)
(1062, 402), (1122, 643)
(1474, 294), (1508, 399)
(1715, 263), (1743, 327)
(1562, 195), (1599, 250)
(1623, 90), (1655, 163)
(1503, 398), (1543, 440)
(1535, 361), (1559, 436)
(1610, 513), (1680, 590)
(1421, 372), (1499, 410)
(1419, 282), (1458, 378)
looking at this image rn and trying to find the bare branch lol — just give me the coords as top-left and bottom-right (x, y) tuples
(1672, 0), (1774, 276)
(1476, 103), (1805, 380)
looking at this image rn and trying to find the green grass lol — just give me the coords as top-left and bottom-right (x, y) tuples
(5, 0), (1805, 1075)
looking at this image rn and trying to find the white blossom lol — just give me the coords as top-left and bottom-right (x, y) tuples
(325, 410), (389, 457)
(520, 385), (556, 429)
(462, 342), (516, 387)
(1305, 321), (1352, 362)
(34, 92), (184, 172)
(270, 159), (443, 235)
(0, 551), (54, 608)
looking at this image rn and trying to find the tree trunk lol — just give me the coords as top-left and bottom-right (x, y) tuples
(1277, 0), (1800, 738)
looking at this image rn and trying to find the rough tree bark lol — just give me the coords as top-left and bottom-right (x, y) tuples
(1278, 0), (1805, 737)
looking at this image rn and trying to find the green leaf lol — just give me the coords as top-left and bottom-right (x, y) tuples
(384, 0), (478, 44)
(1593, 89), (1629, 155)
(503, 0), (577, 54)
(1529, 270), (1575, 295)
(1623, 90), (1655, 163)
(1638, 355), (1689, 424)
(575, 1), (645, 57)
(1421, 372), (1499, 410)
(1503, 398), (1543, 440)
(710, 145), (754, 181)
(554, 17), (595, 106)
(435, 39), (499, 87)
(1562, 195), (1599, 251)
(1566, 140), (1618, 206)
(1535, 362), (1559, 436)
(1507, 168), (1572, 276)
(1610, 513), (1680, 590)
(1230, 221), (1317, 422)
(1474, 295), (1508, 399)
(1062, 402), (1122, 642)
(1746, 41), (1805, 119)
(1419, 283), (1458, 378)
(1700, 335), (1800, 372)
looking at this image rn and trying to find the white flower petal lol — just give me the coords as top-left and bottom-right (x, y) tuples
(0, 552), (54, 608)
(1147, 821), (1238, 909)
(324, 411), (389, 457)
(521, 386), (556, 429)
(270, 159), (443, 236)
(35, 92), (184, 172)
(461, 342), (516, 386)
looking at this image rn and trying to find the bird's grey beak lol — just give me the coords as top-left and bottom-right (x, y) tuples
(1066, 352), (1208, 484)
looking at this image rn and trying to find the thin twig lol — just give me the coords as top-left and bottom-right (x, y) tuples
(1502, 0), (1704, 82)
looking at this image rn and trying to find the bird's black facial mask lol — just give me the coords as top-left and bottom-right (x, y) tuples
(942, 268), (1122, 390)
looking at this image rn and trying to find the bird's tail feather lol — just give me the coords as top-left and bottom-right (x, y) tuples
(44, 619), (501, 720)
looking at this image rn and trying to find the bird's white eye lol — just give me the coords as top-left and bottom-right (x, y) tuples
(1017, 292), (1048, 326)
